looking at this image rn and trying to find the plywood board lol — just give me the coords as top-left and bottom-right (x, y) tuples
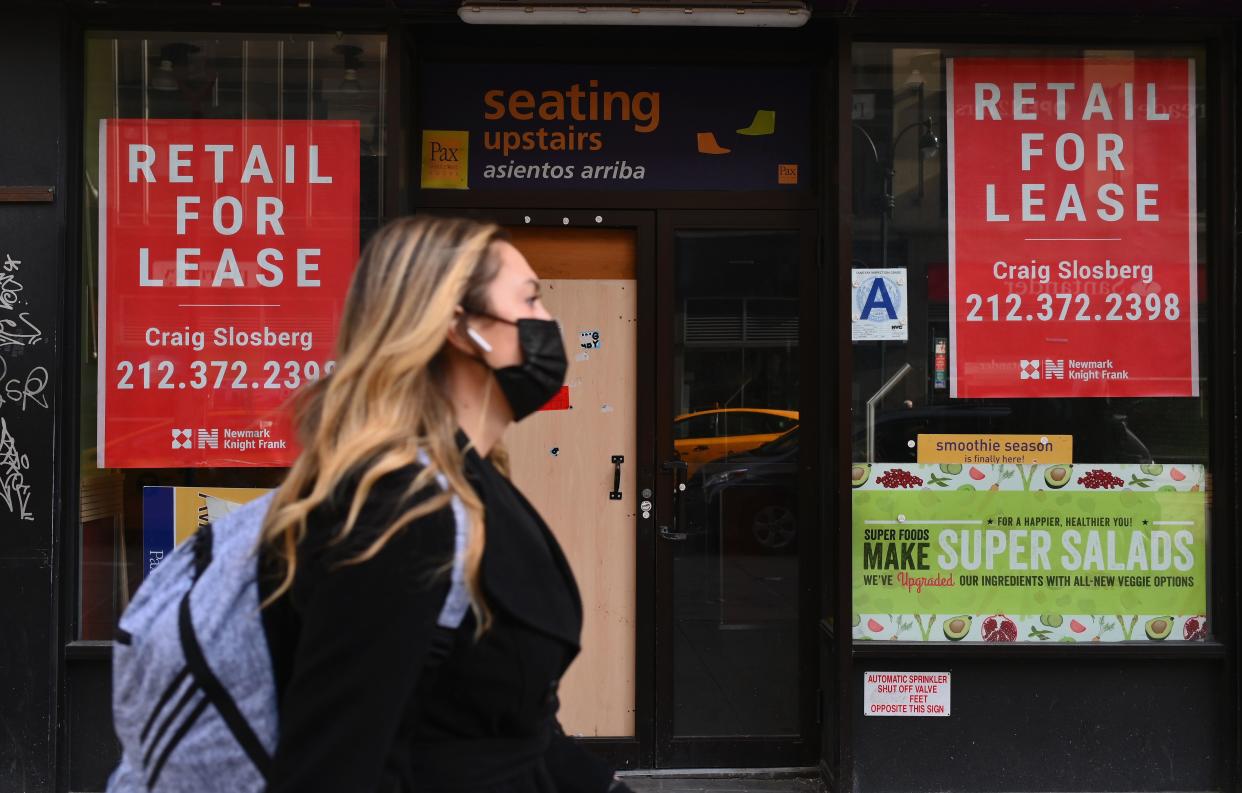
(505, 276), (638, 738)
(507, 226), (637, 280)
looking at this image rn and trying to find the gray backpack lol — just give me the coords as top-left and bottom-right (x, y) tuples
(108, 476), (471, 792)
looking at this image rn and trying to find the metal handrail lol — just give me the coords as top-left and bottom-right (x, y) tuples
(865, 363), (912, 463)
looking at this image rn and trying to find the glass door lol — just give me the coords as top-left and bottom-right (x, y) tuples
(654, 211), (818, 767)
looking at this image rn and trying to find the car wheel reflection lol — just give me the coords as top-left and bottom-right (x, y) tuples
(682, 426), (800, 555)
(752, 504), (796, 550)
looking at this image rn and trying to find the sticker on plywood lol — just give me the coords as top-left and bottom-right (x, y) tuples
(538, 386), (571, 412)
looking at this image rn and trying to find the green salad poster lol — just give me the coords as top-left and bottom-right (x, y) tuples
(851, 463), (1208, 643)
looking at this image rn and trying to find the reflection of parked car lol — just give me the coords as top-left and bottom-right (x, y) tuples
(674, 408), (799, 475)
(683, 425), (800, 553)
(676, 399), (1170, 556)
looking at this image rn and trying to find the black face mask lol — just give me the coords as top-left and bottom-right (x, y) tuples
(464, 313), (568, 421)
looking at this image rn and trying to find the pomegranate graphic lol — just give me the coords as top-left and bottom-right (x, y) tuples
(1077, 469), (1125, 489)
(981, 614), (1018, 642)
(876, 469), (923, 489)
(1183, 616), (1207, 641)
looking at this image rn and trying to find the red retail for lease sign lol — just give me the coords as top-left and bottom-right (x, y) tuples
(99, 120), (359, 467)
(947, 58), (1197, 398)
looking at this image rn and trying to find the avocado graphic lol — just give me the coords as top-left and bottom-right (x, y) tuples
(851, 464), (871, 488)
(1040, 614), (1064, 628)
(957, 484), (975, 491)
(939, 463), (963, 475)
(1140, 464), (1164, 476)
(1145, 616), (1174, 640)
(1158, 484), (1177, 492)
(943, 615), (971, 641)
(1044, 465), (1072, 489)
(851, 614), (860, 627)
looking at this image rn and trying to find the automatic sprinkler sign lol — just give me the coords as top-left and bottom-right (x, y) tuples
(947, 58), (1197, 398)
(98, 119), (359, 468)
(864, 671), (951, 717)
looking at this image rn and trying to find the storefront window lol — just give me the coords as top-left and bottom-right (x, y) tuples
(850, 44), (1211, 644)
(78, 32), (386, 640)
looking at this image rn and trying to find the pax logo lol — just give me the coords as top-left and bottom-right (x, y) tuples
(421, 130), (469, 190)
(1019, 359), (1041, 380)
(429, 142), (460, 162)
(778, 164), (799, 185)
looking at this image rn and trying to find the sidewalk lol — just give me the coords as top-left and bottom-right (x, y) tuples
(624, 775), (823, 793)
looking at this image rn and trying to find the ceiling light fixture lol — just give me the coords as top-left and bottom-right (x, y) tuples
(458, 2), (810, 28)
(151, 59), (178, 92)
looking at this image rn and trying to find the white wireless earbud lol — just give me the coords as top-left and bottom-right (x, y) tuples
(466, 326), (494, 353)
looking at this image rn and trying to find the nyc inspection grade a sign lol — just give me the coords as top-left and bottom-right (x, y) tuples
(947, 58), (1198, 398)
(98, 120), (359, 468)
(864, 672), (951, 717)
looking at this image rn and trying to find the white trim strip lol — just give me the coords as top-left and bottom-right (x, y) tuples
(864, 520), (984, 526)
(1186, 58), (1200, 397)
(97, 118), (109, 469)
(946, 58), (959, 399)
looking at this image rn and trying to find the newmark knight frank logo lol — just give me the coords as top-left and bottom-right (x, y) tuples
(421, 130), (469, 190)
(1019, 359), (1066, 381)
(197, 429), (220, 450)
(171, 428), (192, 450)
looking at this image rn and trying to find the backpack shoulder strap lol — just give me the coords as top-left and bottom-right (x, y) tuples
(423, 454), (473, 663)
(435, 481), (472, 630)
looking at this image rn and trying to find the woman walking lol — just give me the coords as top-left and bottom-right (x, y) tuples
(258, 215), (625, 793)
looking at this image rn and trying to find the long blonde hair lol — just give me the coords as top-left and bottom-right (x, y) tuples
(260, 215), (508, 632)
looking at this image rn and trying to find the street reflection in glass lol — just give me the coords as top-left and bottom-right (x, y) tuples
(671, 230), (799, 737)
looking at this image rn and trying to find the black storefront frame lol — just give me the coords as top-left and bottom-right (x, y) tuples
(40, 5), (1239, 792)
(55, 10), (831, 785)
(651, 208), (820, 770)
(407, 20), (829, 769)
(57, 11), (408, 789)
(828, 15), (1239, 793)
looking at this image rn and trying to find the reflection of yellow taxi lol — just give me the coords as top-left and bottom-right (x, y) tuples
(674, 408), (799, 474)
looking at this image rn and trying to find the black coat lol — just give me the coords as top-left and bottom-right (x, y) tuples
(259, 436), (614, 793)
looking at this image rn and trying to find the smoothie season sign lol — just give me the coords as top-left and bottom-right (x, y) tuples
(947, 58), (1198, 398)
(99, 119), (360, 468)
(420, 64), (811, 191)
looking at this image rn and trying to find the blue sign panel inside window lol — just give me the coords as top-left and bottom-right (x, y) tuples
(420, 64), (812, 192)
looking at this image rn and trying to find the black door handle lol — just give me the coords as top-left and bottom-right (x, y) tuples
(660, 459), (690, 542)
(609, 455), (624, 500)
(662, 459), (688, 478)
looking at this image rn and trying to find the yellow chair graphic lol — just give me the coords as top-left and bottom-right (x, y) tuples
(737, 109), (776, 136)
